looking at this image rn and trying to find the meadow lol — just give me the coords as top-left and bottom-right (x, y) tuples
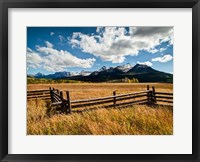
(27, 83), (173, 135)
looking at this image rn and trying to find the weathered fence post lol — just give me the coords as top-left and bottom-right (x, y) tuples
(60, 91), (63, 100)
(113, 91), (116, 108)
(59, 91), (65, 112)
(49, 87), (54, 103)
(57, 89), (59, 94)
(152, 86), (157, 104)
(147, 85), (150, 105)
(66, 91), (71, 113)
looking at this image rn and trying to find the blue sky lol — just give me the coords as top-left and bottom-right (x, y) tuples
(27, 27), (173, 75)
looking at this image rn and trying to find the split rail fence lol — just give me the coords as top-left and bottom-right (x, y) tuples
(27, 90), (51, 100)
(27, 85), (173, 113)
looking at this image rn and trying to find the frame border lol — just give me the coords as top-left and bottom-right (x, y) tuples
(0, 0), (199, 161)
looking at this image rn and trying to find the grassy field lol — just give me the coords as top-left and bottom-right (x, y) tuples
(27, 83), (173, 135)
(27, 83), (173, 100)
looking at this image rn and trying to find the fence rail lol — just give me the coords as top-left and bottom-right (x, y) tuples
(27, 89), (51, 100)
(153, 91), (173, 105)
(27, 88), (60, 100)
(27, 90), (50, 93)
(28, 85), (173, 113)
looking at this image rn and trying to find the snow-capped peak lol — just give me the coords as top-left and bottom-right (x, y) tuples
(116, 63), (132, 72)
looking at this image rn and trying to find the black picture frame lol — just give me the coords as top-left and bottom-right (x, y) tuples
(0, 0), (199, 161)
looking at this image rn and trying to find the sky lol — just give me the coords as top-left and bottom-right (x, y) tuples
(27, 27), (173, 75)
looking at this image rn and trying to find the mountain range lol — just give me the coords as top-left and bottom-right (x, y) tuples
(29, 70), (92, 79)
(28, 63), (173, 83)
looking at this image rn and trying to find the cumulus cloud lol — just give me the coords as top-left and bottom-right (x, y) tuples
(130, 27), (173, 37)
(69, 27), (173, 63)
(45, 41), (53, 48)
(137, 61), (153, 67)
(27, 45), (96, 72)
(152, 54), (173, 63)
(27, 48), (44, 69)
(50, 32), (55, 36)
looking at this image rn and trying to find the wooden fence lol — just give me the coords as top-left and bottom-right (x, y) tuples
(27, 86), (173, 113)
(49, 85), (173, 113)
(27, 89), (51, 100)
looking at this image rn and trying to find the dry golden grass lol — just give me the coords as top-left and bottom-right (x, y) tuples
(27, 83), (173, 100)
(27, 100), (173, 135)
(27, 83), (173, 135)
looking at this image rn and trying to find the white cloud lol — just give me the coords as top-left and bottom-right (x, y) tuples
(152, 54), (173, 63)
(70, 27), (173, 63)
(27, 46), (96, 72)
(137, 61), (153, 67)
(50, 32), (55, 36)
(96, 27), (104, 33)
(45, 41), (53, 48)
(27, 48), (44, 69)
(149, 48), (159, 54)
(58, 35), (65, 42)
(159, 47), (167, 52)
(149, 46), (168, 54)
